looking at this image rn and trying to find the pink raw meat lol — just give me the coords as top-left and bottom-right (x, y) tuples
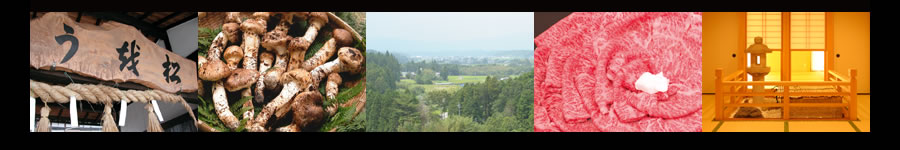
(534, 12), (702, 132)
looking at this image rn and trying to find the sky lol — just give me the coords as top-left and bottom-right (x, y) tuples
(367, 12), (534, 54)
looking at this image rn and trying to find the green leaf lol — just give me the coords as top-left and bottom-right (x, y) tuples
(230, 96), (253, 113)
(254, 107), (262, 117)
(320, 103), (358, 132)
(234, 118), (249, 132)
(238, 106), (253, 117)
(197, 27), (221, 58)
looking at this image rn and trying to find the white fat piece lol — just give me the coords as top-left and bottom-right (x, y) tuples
(634, 72), (669, 94)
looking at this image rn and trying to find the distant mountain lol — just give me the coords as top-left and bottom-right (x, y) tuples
(487, 50), (534, 58)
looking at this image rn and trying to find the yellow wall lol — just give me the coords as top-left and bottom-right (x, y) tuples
(702, 12), (870, 93)
(833, 12), (870, 93)
(702, 12), (742, 93)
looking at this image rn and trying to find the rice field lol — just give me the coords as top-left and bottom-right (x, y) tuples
(398, 75), (490, 92)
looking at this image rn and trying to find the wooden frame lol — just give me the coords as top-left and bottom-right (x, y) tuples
(715, 68), (857, 121)
(742, 12), (835, 82)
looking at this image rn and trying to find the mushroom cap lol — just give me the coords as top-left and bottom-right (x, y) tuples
(287, 37), (311, 54)
(338, 47), (365, 74)
(222, 23), (242, 43)
(225, 68), (259, 92)
(291, 12), (310, 19)
(274, 13), (294, 27)
(223, 45), (244, 67)
(328, 72), (342, 84)
(241, 18), (267, 34)
(259, 52), (274, 66)
(333, 28), (354, 47)
(199, 59), (232, 81)
(308, 12), (329, 25)
(198, 55), (208, 68)
(252, 12), (271, 20)
(225, 12), (242, 23)
(264, 67), (285, 90)
(280, 69), (312, 86)
(261, 30), (290, 52)
(291, 91), (325, 126)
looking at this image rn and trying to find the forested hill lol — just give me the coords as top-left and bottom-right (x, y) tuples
(367, 51), (534, 132)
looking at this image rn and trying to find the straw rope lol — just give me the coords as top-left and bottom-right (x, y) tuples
(29, 79), (198, 132)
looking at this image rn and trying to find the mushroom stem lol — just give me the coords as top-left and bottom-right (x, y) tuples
(213, 81), (240, 129)
(206, 32), (226, 61)
(326, 73), (342, 100)
(302, 12), (328, 43)
(287, 37), (311, 71)
(254, 70), (268, 103)
(254, 52), (274, 103)
(241, 88), (254, 121)
(241, 33), (260, 71)
(258, 52), (273, 76)
(274, 54), (288, 69)
(248, 82), (299, 132)
(274, 124), (299, 132)
(300, 38), (337, 71)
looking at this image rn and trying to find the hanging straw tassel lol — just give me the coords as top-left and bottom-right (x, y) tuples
(146, 104), (164, 132)
(36, 105), (51, 132)
(102, 102), (119, 132)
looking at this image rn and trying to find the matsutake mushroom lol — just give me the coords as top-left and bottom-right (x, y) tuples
(300, 28), (353, 71)
(325, 73), (341, 100)
(274, 91), (327, 132)
(225, 68), (259, 92)
(240, 12), (267, 71)
(253, 52), (274, 103)
(307, 47), (364, 91)
(223, 45), (243, 69)
(199, 32), (240, 130)
(287, 12), (328, 71)
(222, 23), (241, 44)
(258, 13), (293, 103)
(222, 12), (242, 44)
(199, 59), (231, 81)
(247, 69), (312, 132)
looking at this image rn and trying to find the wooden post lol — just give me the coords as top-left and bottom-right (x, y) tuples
(849, 69), (857, 121)
(783, 85), (790, 120)
(782, 12), (791, 82)
(826, 12), (835, 80)
(716, 68), (724, 121)
(739, 12), (747, 73)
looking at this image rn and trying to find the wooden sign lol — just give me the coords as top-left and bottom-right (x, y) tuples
(30, 12), (197, 93)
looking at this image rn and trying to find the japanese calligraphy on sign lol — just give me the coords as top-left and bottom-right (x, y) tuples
(29, 12), (197, 93)
(55, 24), (79, 64)
(116, 40), (141, 76)
(162, 54), (181, 84)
